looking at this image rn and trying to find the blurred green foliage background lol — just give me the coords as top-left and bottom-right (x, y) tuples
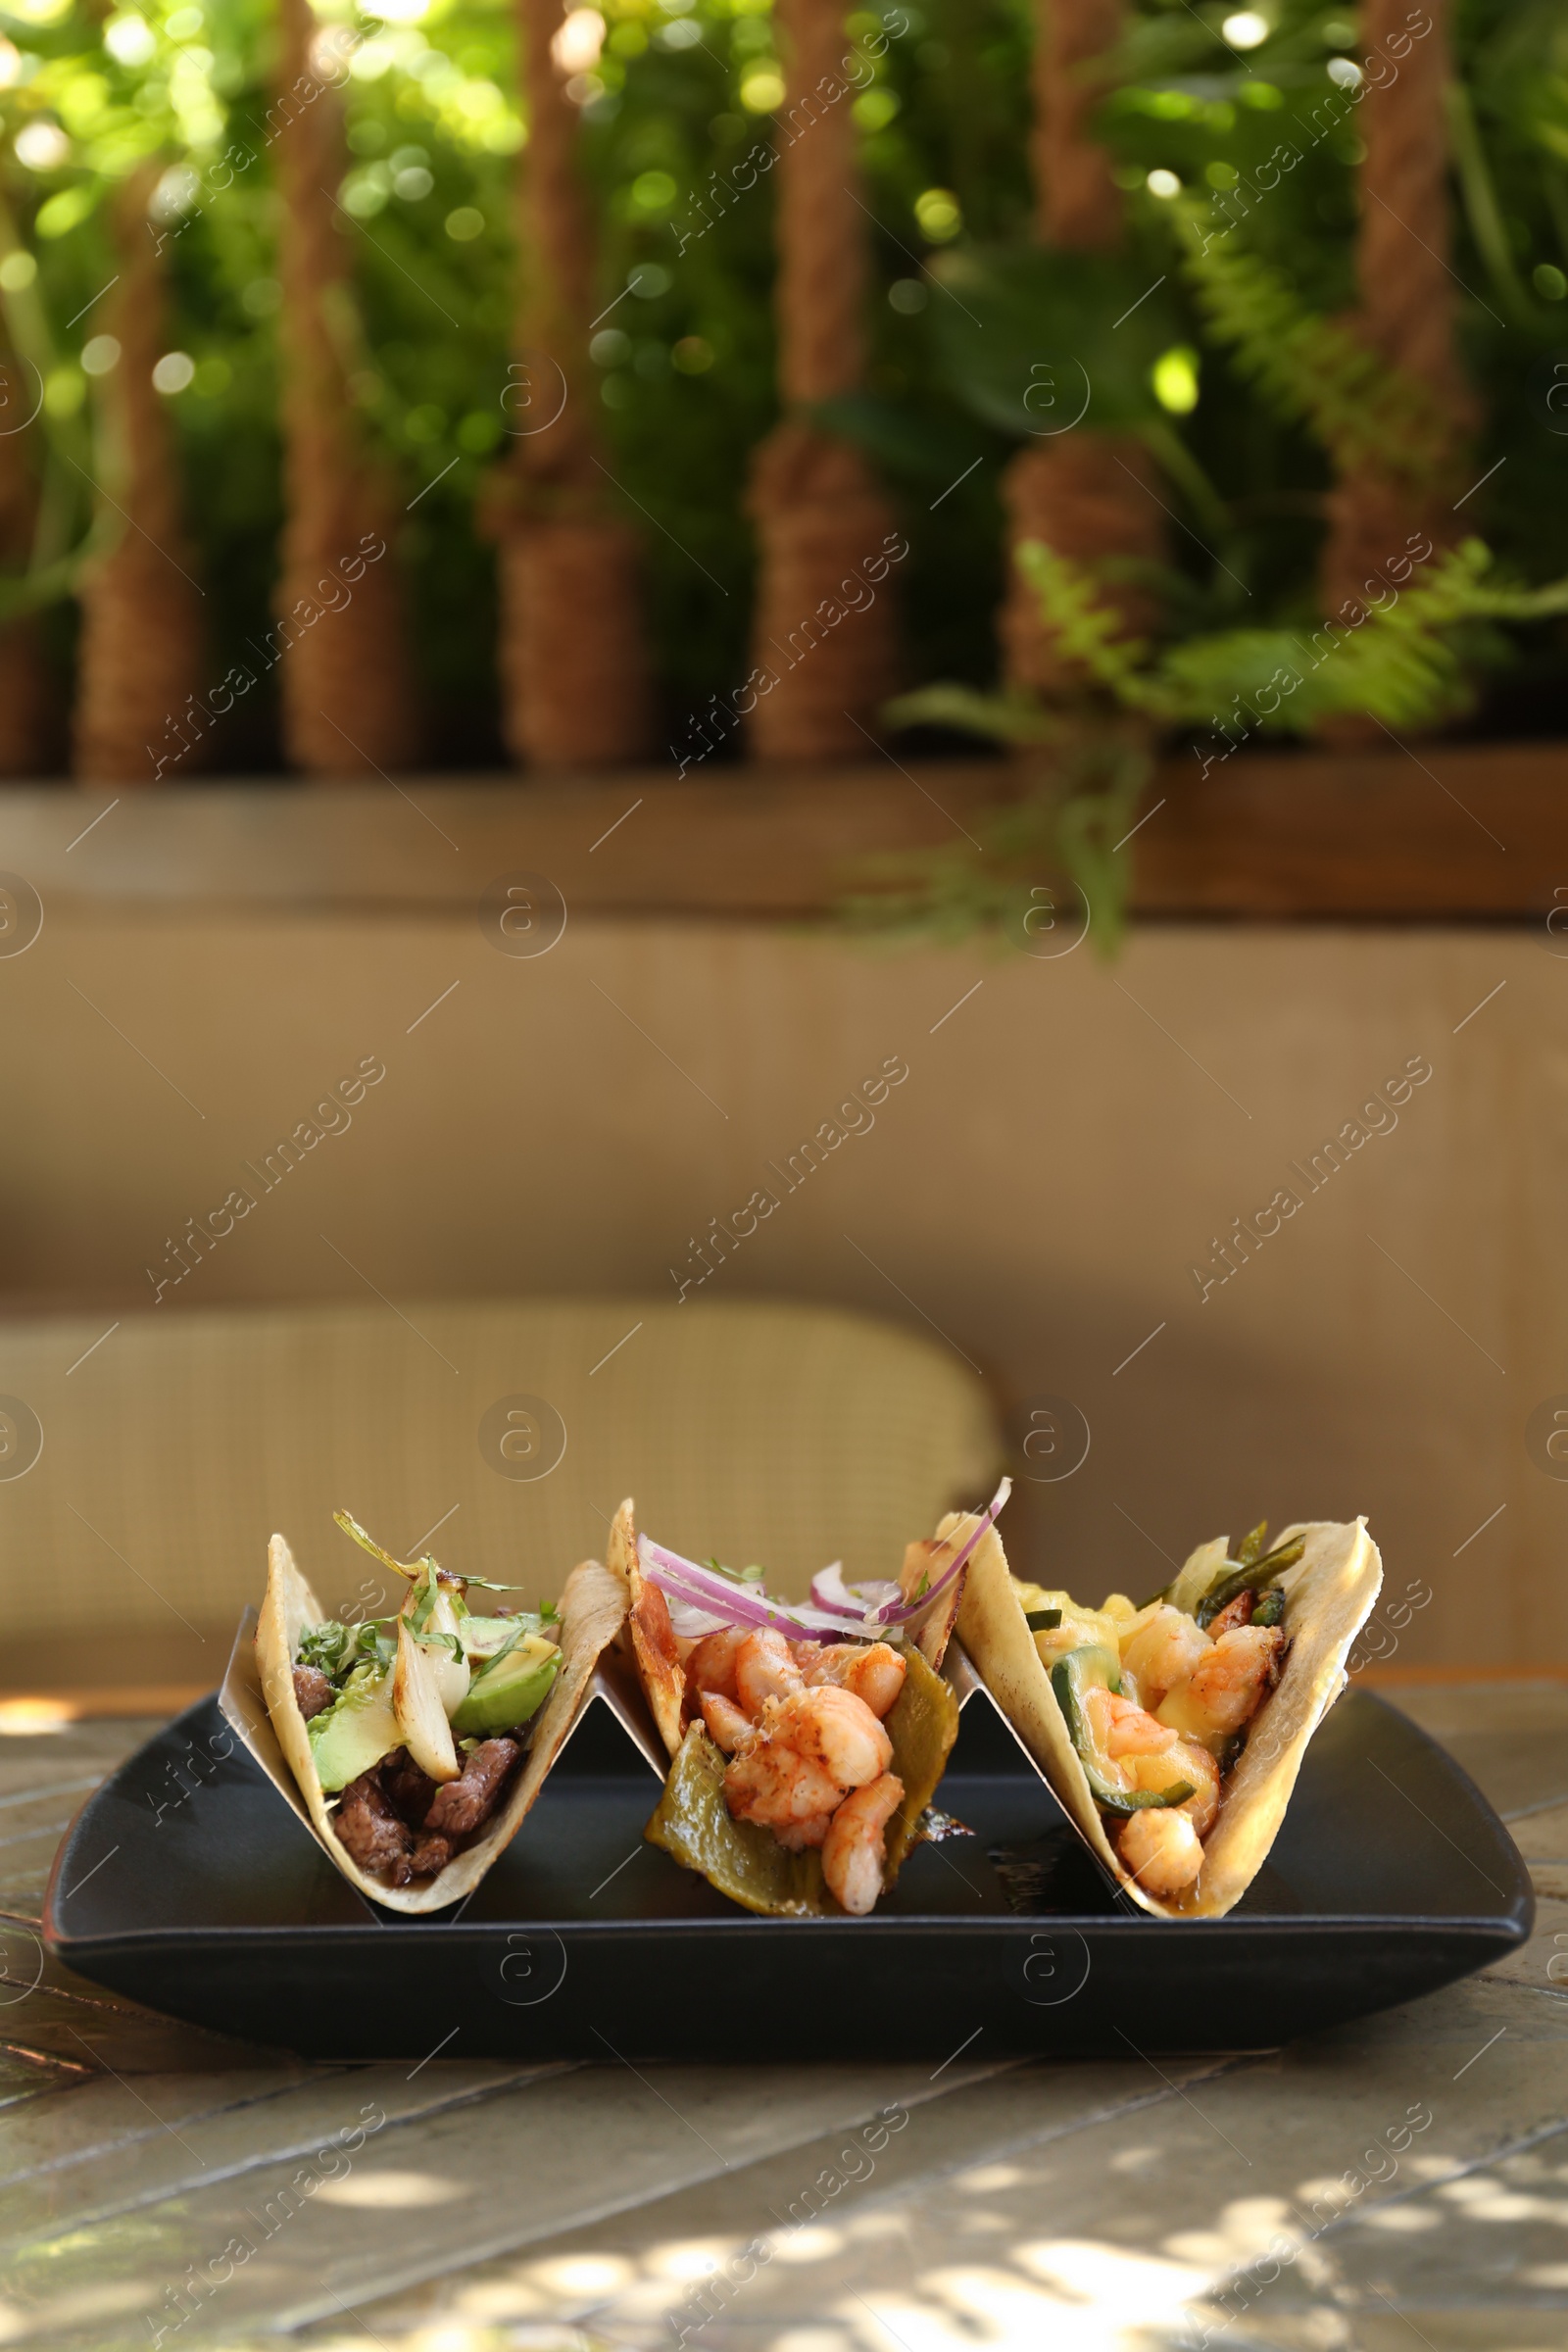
(0, 0), (1564, 769)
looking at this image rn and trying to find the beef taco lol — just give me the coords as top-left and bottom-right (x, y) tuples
(255, 1513), (627, 1913)
(619, 1484), (1009, 1918)
(956, 1514), (1383, 1918)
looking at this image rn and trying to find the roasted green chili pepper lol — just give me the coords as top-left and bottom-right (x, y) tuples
(1024, 1607), (1062, 1632)
(1251, 1587), (1287, 1628)
(1196, 1538), (1305, 1630)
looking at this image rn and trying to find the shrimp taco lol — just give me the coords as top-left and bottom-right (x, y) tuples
(255, 1513), (627, 1914)
(957, 1515), (1382, 1918)
(617, 1484), (1009, 1917)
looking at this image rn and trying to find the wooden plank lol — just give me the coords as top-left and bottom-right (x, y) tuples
(296, 1978), (1568, 2351)
(0, 740), (1563, 921)
(0, 2060), (564, 2253)
(1137, 740), (1565, 918)
(7, 2054), (1009, 2349)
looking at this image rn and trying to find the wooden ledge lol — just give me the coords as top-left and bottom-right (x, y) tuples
(1, 738), (1562, 921)
(0, 1688), (209, 1730)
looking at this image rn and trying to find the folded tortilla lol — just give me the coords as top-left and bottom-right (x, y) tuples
(611, 1497), (686, 1759)
(255, 1532), (628, 1915)
(956, 1516), (1383, 1919)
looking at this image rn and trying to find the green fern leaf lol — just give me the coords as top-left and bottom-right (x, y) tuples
(1174, 205), (1453, 487)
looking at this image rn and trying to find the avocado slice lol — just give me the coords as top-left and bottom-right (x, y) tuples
(449, 1642), (559, 1739)
(308, 1663), (400, 1793)
(460, 1613), (553, 1660)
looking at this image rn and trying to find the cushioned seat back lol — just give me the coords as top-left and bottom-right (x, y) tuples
(0, 1297), (1000, 1692)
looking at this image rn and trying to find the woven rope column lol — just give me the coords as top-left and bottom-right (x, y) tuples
(745, 0), (898, 760)
(486, 0), (649, 769)
(1002, 0), (1162, 693)
(73, 171), (204, 782)
(1319, 0), (1466, 618)
(271, 0), (417, 777)
(0, 332), (57, 776)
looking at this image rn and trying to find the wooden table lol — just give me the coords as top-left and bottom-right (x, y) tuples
(3, 1683), (1565, 2352)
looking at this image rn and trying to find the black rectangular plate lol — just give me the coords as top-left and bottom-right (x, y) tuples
(44, 1688), (1532, 2058)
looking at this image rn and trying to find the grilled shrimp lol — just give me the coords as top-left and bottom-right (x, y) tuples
(724, 1740), (845, 1829)
(801, 1641), (907, 1719)
(774, 1811), (834, 1851)
(686, 1628), (747, 1702)
(1169, 1624), (1287, 1738)
(1087, 1688), (1180, 1759)
(1117, 1805), (1203, 1896)
(1126, 1738), (1219, 1837)
(822, 1772), (905, 1916)
(699, 1690), (755, 1753)
(1120, 1606), (1211, 1709)
(767, 1686), (892, 1789)
(734, 1628), (804, 1716)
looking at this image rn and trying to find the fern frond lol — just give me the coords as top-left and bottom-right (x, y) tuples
(1014, 540), (1162, 710)
(884, 682), (1054, 745)
(1163, 543), (1568, 737)
(858, 539), (1568, 962)
(1174, 206), (1453, 487)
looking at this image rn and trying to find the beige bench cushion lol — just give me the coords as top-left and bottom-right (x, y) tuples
(0, 1297), (999, 1694)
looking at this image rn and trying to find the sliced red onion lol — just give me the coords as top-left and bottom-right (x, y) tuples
(638, 1478), (1011, 1645)
(868, 1476), (1011, 1629)
(809, 1564), (902, 1617)
(637, 1537), (858, 1640)
(665, 1599), (731, 1641)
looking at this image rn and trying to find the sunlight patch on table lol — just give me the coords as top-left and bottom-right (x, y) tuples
(521, 2256), (633, 2299)
(638, 2234), (742, 2282)
(0, 2278), (159, 2340)
(842, 2236), (1218, 2352)
(960, 2163), (1025, 2190)
(1164, 2192), (1298, 2269)
(316, 2168), (466, 2208)
(1357, 2202), (1442, 2230)
(771, 2226), (846, 2264)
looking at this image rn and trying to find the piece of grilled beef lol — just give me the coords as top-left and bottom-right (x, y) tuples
(335, 1768), (416, 1884)
(382, 1745), (439, 1828)
(291, 1665), (335, 1721)
(409, 1831), (455, 1876)
(422, 1738), (521, 1837)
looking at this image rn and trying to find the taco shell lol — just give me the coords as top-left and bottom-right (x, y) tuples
(611, 1496), (687, 1759)
(956, 1517), (1383, 1919)
(253, 1533), (628, 1914)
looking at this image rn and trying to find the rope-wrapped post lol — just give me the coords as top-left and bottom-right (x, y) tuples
(1003, 0), (1163, 692)
(745, 0), (899, 760)
(0, 330), (58, 777)
(1319, 0), (1467, 620)
(73, 170), (204, 783)
(271, 0), (417, 777)
(485, 0), (649, 769)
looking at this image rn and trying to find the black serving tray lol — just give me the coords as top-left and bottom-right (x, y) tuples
(44, 1673), (1532, 2059)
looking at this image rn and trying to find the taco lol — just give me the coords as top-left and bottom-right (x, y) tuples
(956, 1514), (1383, 1918)
(619, 1483), (1009, 1917)
(255, 1512), (627, 1914)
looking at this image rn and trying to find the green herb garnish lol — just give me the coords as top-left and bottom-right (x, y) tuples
(332, 1509), (520, 1592)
